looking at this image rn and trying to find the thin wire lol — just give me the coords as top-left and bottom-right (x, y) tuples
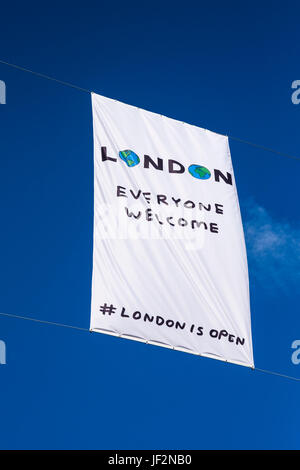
(228, 135), (300, 162)
(0, 59), (91, 94)
(0, 59), (300, 382)
(1, 58), (300, 162)
(0, 311), (299, 382)
(0, 311), (89, 332)
(254, 367), (300, 382)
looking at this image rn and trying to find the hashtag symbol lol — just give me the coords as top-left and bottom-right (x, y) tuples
(99, 303), (117, 316)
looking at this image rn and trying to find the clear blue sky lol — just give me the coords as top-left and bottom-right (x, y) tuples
(0, 0), (299, 450)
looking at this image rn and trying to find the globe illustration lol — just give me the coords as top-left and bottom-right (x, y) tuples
(119, 149), (140, 167)
(188, 164), (211, 180)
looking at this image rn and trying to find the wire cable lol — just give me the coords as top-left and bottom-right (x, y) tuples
(1, 58), (300, 161)
(254, 367), (300, 382)
(1, 59), (300, 382)
(228, 135), (300, 162)
(0, 311), (89, 332)
(0, 311), (299, 382)
(0, 59), (91, 94)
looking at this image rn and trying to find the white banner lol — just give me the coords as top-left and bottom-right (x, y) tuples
(90, 93), (254, 368)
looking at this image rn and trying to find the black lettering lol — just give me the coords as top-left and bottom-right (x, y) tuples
(155, 214), (163, 225)
(125, 207), (142, 219)
(199, 203), (211, 211)
(101, 146), (117, 162)
(210, 223), (219, 233)
(143, 192), (151, 203)
(129, 189), (141, 199)
(214, 169), (232, 185)
(144, 155), (163, 170)
(121, 307), (129, 318)
(171, 197), (181, 207)
(236, 337), (245, 346)
(146, 208), (153, 221)
(184, 200), (195, 209)
(191, 220), (207, 230)
(178, 218), (188, 227)
(210, 329), (218, 338)
(168, 159), (185, 174)
(215, 203), (224, 214)
(157, 194), (168, 205)
(175, 321), (186, 330)
(218, 329), (228, 340)
(117, 186), (127, 197)
(144, 313), (154, 323)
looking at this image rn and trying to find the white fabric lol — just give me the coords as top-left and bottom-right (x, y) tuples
(90, 93), (254, 368)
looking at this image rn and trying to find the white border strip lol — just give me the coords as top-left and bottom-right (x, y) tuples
(90, 327), (254, 369)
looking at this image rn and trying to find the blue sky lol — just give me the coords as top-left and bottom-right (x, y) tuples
(0, 0), (300, 450)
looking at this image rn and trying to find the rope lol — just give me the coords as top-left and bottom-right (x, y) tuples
(228, 135), (300, 162)
(254, 367), (300, 382)
(1, 59), (299, 382)
(0, 311), (89, 332)
(1, 58), (299, 161)
(0, 311), (299, 382)
(0, 59), (91, 94)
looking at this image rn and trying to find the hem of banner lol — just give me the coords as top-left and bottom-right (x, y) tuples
(90, 327), (254, 369)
